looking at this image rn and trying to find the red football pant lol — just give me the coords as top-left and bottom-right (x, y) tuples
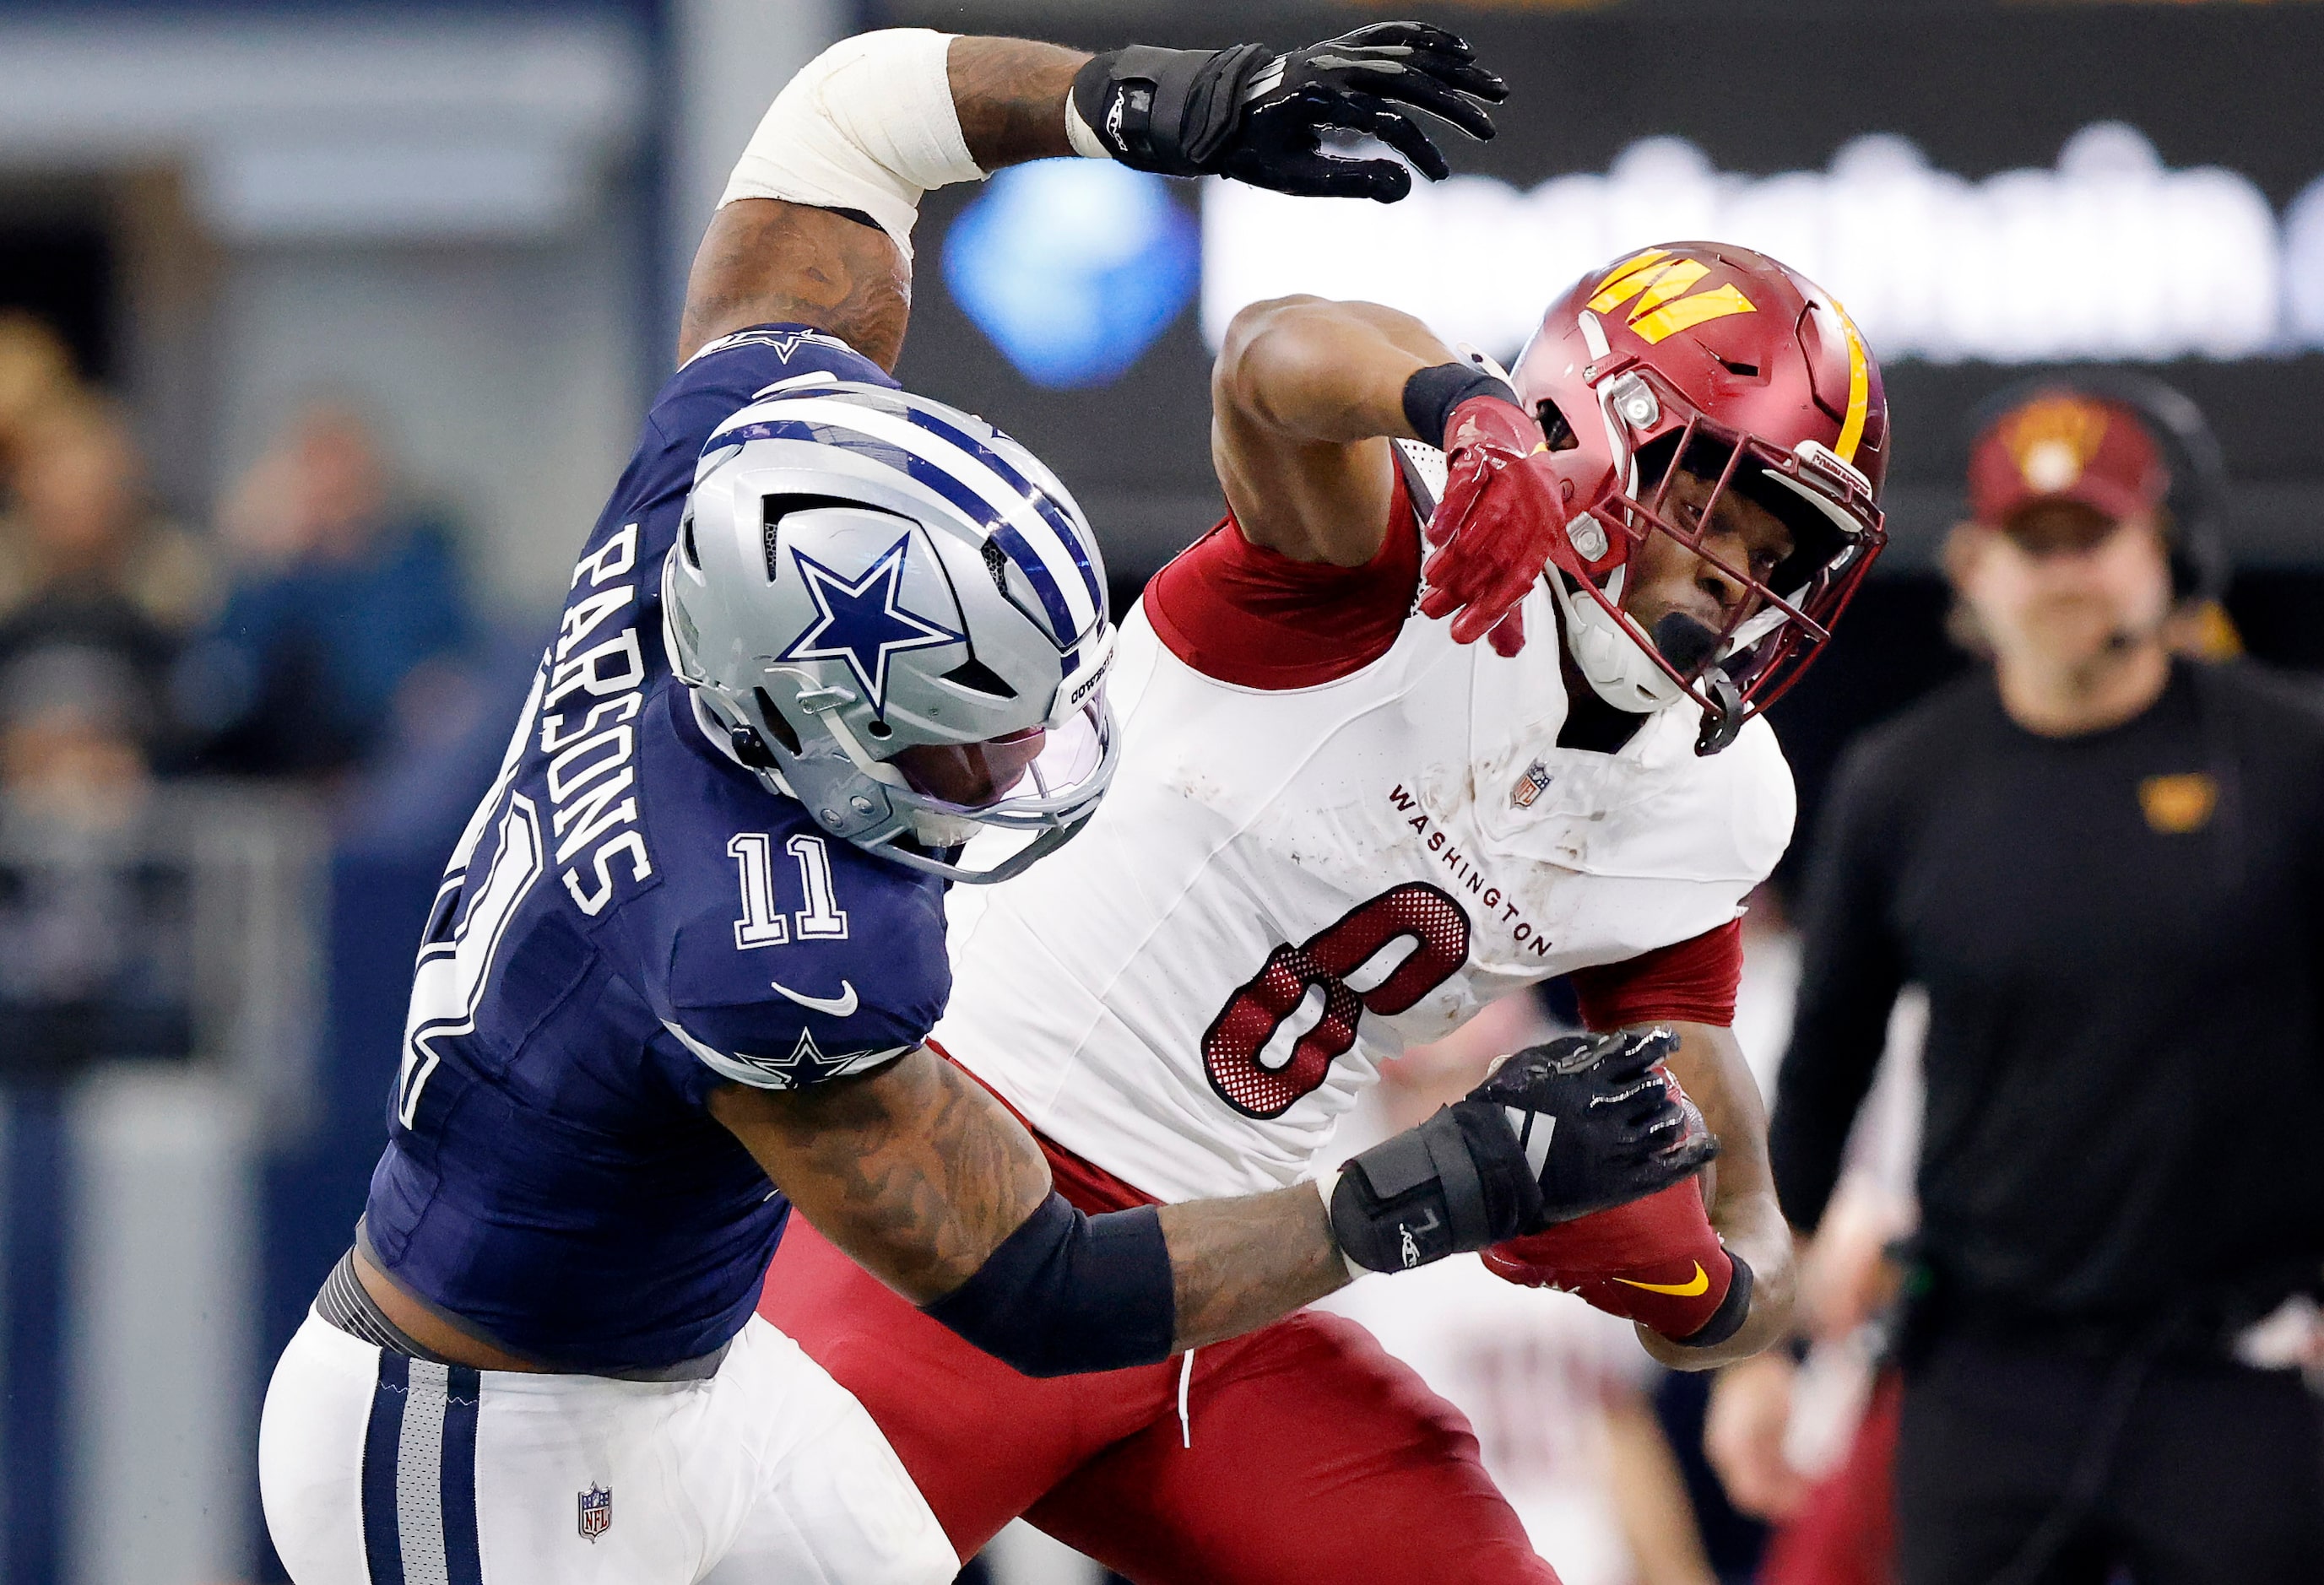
(759, 1217), (1560, 1585)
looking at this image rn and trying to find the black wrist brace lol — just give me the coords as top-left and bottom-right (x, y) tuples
(1070, 44), (1271, 176)
(922, 1193), (1176, 1377)
(1401, 362), (1521, 449)
(1330, 1101), (1544, 1273)
(1669, 1252), (1755, 1350)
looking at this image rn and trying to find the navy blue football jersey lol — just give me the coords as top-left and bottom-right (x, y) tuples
(361, 327), (952, 1371)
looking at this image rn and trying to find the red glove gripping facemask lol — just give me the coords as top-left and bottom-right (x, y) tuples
(1417, 392), (1566, 657)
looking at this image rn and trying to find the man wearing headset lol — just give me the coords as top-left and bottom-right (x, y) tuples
(1755, 381), (2324, 1584)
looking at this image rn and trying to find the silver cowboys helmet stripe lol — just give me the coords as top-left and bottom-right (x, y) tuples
(663, 376), (1118, 884)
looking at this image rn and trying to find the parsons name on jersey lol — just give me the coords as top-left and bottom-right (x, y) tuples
(360, 327), (952, 1372)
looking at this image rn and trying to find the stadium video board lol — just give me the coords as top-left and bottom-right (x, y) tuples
(885, 0), (2324, 578)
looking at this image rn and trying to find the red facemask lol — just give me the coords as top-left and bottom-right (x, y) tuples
(1513, 241), (1891, 751)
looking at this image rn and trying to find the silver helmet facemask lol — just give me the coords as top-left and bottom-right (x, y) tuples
(662, 380), (1119, 884)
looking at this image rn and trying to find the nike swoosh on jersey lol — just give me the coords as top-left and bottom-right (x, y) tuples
(767, 978), (859, 1017)
(1611, 1262), (1709, 1297)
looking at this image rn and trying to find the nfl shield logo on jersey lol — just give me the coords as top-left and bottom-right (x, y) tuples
(578, 1483), (613, 1542)
(1511, 761), (1552, 809)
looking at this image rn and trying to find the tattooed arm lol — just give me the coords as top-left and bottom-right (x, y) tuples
(707, 1047), (1053, 1301)
(709, 1048), (1349, 1353)
(1157, 1177), (1348, 1348)
(674, 37), (1086, 370)
(676, 203), (914, 376)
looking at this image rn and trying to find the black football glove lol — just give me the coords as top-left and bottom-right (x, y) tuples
(1329, 1027), (1719, 1273)
(1070, 22), (1505, 203)
(1475, 1028), (1720, 1225)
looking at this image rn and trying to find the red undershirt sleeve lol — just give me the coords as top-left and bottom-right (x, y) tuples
(1141, 469), (1422, 690)
(1570, 917), (1746, 1031)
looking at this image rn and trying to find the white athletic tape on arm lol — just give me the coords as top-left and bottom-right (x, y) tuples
(718, 29), (984, 266)
(1064, 91), (1111, 160)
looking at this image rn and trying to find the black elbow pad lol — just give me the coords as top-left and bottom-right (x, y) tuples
(920, 1193), (1176, 1378)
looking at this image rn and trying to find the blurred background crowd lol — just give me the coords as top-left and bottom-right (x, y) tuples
(3, 0), (2323, 1582)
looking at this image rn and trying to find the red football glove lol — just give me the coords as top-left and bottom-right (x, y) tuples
(1481, 1063), (1753, 1347)
(1481, 1175), (1749, 1345)
(1416, 392), (1564, 656)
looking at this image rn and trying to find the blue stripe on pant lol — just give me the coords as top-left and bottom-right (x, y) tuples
(442, 1367), (485, 1585)
(360, 1351), (485, 1583)
(360, 1353), (407, 1582)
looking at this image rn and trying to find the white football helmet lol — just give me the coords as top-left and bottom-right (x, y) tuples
(664, 379), (1117, 883)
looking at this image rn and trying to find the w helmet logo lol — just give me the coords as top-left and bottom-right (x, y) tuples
(1586, 249), (1758, 345)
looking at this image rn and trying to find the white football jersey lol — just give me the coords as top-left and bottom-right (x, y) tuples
(937, 451), (1796, 1203)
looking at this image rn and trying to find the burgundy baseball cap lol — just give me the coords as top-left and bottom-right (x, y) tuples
(1968, 388), (2170, 527)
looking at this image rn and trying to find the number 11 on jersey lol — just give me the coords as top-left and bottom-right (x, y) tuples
(728, 833), (851, 949)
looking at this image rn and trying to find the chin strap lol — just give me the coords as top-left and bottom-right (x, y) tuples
(1552, 574), (1755, 757)
(1693, 669), (1746, 755)
(1554, 571), (1682, 714)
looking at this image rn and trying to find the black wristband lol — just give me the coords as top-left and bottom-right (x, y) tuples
(1669, 1252), (1755, 1350)
(1402, 362), (1520, 449)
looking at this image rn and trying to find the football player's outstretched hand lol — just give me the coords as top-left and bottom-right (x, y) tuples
(1470, 1028), (1720, 1227)
(1072, 23), (1506, 203)
(1417, 393), (1563, 655)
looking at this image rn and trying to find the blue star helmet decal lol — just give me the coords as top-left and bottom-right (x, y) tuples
(777, 533), (963, 716)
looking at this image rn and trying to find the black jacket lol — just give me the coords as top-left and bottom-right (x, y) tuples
(1770, 659), (2324, 1335)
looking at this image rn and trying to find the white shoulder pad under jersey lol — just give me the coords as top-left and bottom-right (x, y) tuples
(935, 460), (1796, 1203)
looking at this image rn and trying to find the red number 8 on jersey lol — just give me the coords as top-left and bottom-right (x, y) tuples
(1203, 882), (1472, 1118)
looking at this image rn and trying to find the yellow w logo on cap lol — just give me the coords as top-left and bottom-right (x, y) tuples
(1587, 251), (1757, 345)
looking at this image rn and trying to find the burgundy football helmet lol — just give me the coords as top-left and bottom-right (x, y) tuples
(1511, 242), (1889, 753)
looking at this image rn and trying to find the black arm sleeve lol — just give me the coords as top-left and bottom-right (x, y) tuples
(920, 1193), (1177, 1377)
(1769, 742), (1912, 1233)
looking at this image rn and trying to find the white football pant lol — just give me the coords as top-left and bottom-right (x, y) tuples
(258, 1312), (957, 1583)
